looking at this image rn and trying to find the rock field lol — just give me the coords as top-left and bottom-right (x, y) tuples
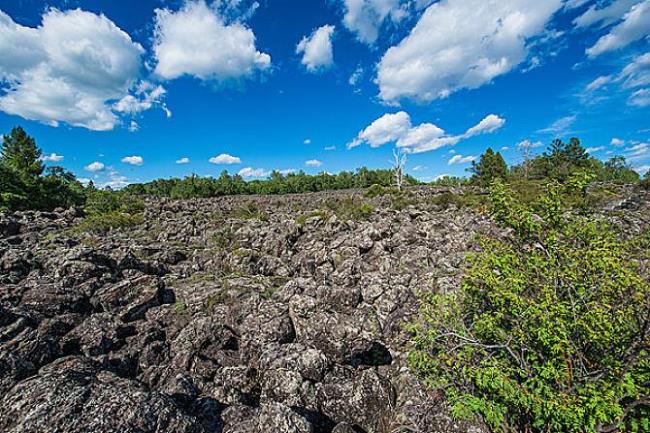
(1, 187), (648, 433)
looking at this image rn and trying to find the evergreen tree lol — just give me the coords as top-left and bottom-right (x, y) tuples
(1, 126), (44, 178)
(470, 147), (508, 186)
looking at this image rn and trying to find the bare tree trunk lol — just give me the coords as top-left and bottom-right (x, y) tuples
(392, 148), (407, 191)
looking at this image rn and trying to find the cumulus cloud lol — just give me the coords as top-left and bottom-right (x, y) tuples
(304, 139), (312, 144)
(448, 154), (476, 165)
(376, 0), (562, 102)
(296, 25), (335, 72)
(40, 153), (64, 162)
(209, 153), (241, 164)
(347, 111), (412, 148)
(121, 155), (144, 166)
(465, 114), (506, 137)
(114, 81), (170, 119)
(176, 157), (190, 164)
(0, 8), (149, 131)
(349, 112), (505, 154)
(305, 159), (322, 167)
(153, 0), (270, 81)
(85, 161), (105, 172)
(611, 137), (625, 146)
(586, 146), (606, 153)
(586, 1), (650, 57)
(341, 0), (407, 45)
(238, 166), (269, 178)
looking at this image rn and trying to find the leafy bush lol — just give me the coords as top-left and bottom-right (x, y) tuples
(230, 202), (269, 221)
(408, 180), (650, 433)
(71, 189), (146, 233)
(84, 189), (145, 216)
(326, 197), (374, 221)
(430, 191), (488, 211)
(365, 184), (402, 198)
(73, 211), (144, 234)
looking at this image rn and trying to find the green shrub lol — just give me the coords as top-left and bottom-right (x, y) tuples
(365, 184), (401, 198)
(326, 197), (374, 221)
(430, 191), (488, 212)
(174, 301), (188, 314)
(84, 190), (145, 216)
(230, 202), (269, 221)
(73, 211), (143, 234)
(296, 209), (332, 226)
(408, 180), (650, 433)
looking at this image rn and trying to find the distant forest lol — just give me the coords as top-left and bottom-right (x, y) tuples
(0, 125), (648, 212)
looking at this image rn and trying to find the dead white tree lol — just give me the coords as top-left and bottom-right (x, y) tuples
(517, 140), (534, 180)
(391, 148), (407, 191)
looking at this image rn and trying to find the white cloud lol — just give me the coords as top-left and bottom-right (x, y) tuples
(304, 138), (312, 144)
(583, 52), (650, 107)
(209, 153), (241, 164)
(153, 0), (270, 81)
(448, 154), (476, 165)
(625, 142), (650, 160)
(348, 111), (412, 148)
(114, 81), (169, 117)
(517, 139), (544, 149)
(634, 164), (650, 174)
(538, 115), (577, 135)
(412, 165), (426, 171)
(341, 0), (407, 44)
(40, 152), (64, 162)
(397, 123), (459, 152)
(619, 52), (650, 88)
(464, 114), (506, 137)
(279, 168), (296, 175)
(349, 111), (505, 154)
(585, 75), (612, 92)
(629, 88), (650, 106)
(121, 155), (144, 166)
(296, 25), (335, 72)
(376, 0), (563, 102)
(324, 145), (336, 151)
(305, 159), (322, 167)
(0, 8), (146, 130)
(574, 0), (641, 28)
(176, 157), (190, 164)
(586, 1), (650, 57)
(101, 169), (129, 189)
(611, 137), (625, 146)
(238, 166), (269, 178)
(349, 66), (364, 88)
(128, 121), (139, 132)
(586, 146), (605, 153)
(85, 161), (105, 172)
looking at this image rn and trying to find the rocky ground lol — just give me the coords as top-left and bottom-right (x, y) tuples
(1, 186), (649, 433)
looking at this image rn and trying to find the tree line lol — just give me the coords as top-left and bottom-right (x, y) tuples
(464, 138), (641, 186)
(1, 125), (648, 212)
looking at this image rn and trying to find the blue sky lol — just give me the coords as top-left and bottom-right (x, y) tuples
(0, 0), (649, 187)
